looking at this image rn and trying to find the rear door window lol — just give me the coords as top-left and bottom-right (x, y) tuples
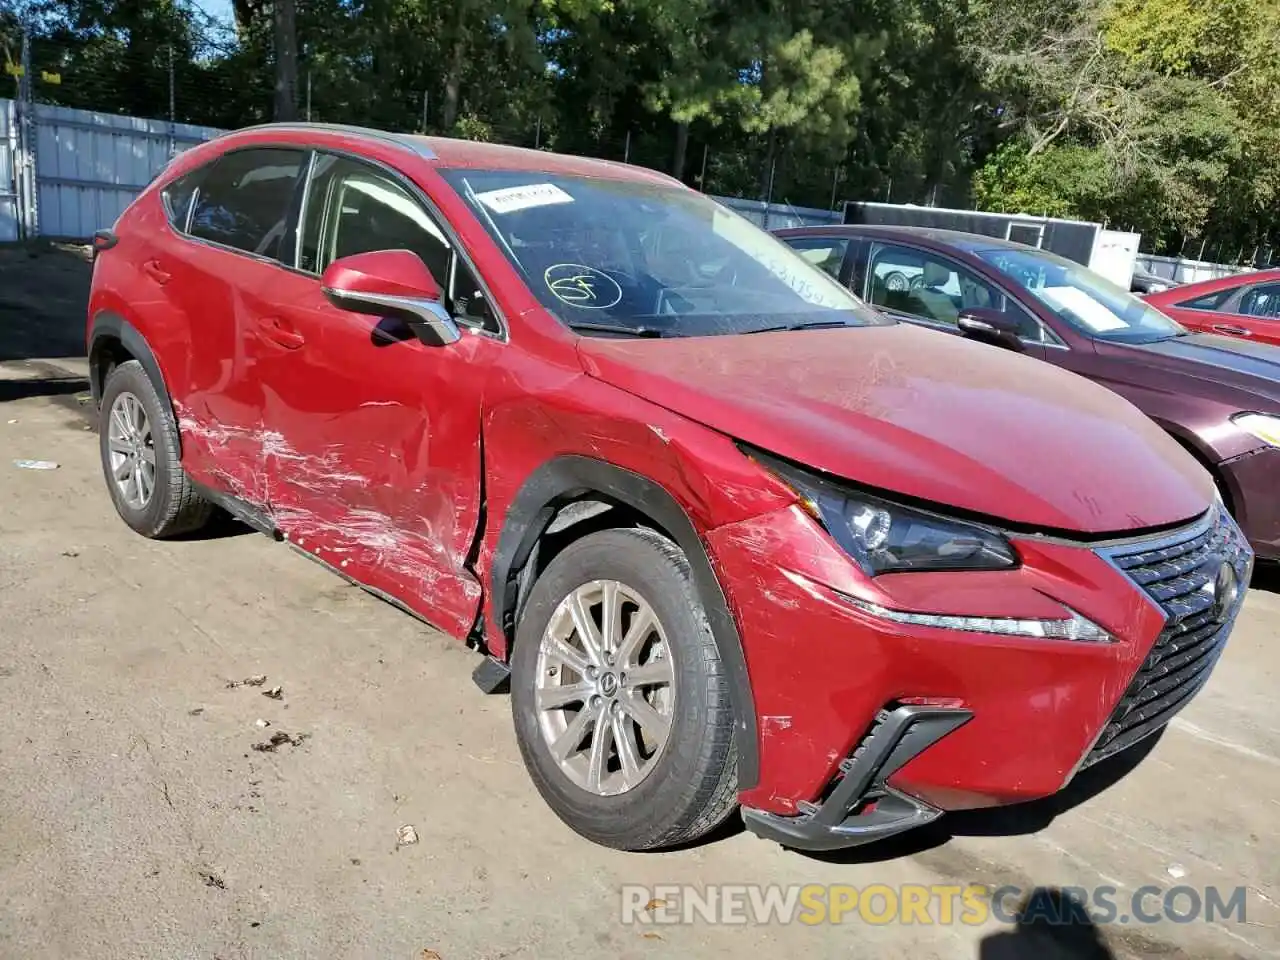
(189, 148), (306, 261)
(1239, 283), (1280, 320)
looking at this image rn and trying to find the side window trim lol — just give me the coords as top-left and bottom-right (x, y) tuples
(302, 150), (505, 339)
(278, 149), (316, 272)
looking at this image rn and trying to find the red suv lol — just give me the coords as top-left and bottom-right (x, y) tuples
(87, 123), (1251, 853)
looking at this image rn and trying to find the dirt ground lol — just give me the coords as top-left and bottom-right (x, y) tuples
(0, 246), (1277, 960)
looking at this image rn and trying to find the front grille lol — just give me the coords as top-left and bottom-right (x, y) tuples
(1083, 508), (1252, 768)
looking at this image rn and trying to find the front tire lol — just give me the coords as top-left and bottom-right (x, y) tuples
(99, 360), (213, 539)
(510, 526), (739, 851)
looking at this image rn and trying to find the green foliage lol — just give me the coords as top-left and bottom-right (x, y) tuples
(6, 0), (1278, 256)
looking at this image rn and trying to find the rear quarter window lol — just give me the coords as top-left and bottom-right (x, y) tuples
(1174, 288), (1234, 312)
(160, 168), (207, 232)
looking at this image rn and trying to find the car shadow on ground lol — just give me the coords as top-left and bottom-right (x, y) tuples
(0, 244), (93, 363)
(977, 888), (1116, 959)
(1248, 560), (1280, 594)
(0, 375), (90, 404)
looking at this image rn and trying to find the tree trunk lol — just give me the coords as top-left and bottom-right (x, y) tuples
(759, 130), (778, 202)
(273, 0), (299, 122)
(442, 9), (468, 131)
(672, 122), (689, 181)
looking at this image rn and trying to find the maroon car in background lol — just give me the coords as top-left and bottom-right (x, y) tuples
(777, 225), (1280, 560)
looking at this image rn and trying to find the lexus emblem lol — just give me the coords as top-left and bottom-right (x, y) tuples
(1199, 562), (1240, 624)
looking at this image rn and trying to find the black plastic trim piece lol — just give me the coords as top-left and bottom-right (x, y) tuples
(187, 479), (277, 537)
(91, 229), (118, 256)
(87, 313), (177, 443)
(490, 454), (760, 790)
(741, 704), (970, 851)
(472, 655), (511, 695)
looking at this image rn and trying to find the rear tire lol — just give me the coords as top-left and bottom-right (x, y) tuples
(99, 360), (213, 539)
(510, 526), (739, 851)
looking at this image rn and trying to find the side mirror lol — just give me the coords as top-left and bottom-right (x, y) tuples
(321, 249), (460, 347)
(957, 307), (1025, 352)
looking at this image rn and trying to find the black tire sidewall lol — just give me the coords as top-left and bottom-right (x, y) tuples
(99, 361), (181, 537)
(511, 527), (731, 849)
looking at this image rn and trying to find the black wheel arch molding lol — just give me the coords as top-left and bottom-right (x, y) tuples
(488, 454), (761, 791)
(88, 312), (181, 453)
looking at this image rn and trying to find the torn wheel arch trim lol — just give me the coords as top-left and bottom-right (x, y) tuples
(487, 453), (760, 791)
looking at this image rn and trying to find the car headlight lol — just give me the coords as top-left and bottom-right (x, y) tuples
(841, 595), (1113, 642)
(748, 449), (1017, 576)
(1232, 412), (1280, 448)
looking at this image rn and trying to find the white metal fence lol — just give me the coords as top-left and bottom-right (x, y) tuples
(0, 100), (20, 242)
(1135, 253), (1247, 285)
(0, 101), (1258, 288)
(0, 101), (843, 243)
(0, 98), (222, 241)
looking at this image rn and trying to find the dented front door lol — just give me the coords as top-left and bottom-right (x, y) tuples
(250, 149), (505, 638)
(250, 263), (498, 639)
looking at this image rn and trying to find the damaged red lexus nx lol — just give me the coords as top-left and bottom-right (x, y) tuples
(87, 123), (1252, 852)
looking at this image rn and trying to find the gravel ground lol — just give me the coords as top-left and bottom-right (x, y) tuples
(0, 246), (1275, 959)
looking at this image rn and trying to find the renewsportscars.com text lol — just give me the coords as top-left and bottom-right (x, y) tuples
(620, 883), (1249, 927)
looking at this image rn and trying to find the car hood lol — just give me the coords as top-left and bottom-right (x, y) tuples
(577, 324), (1212, 534)
(1108, 333), (1280, 407)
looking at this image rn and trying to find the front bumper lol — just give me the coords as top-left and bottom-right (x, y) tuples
(707, 503), (1251, 851)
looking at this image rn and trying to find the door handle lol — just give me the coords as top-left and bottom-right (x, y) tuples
(1213, 324), (1250, 336)
(141, 259), (171, 284)
(257, 315), (306, 349)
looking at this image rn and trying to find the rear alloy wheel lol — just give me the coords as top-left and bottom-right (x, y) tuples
(99, 360), (213, 539)
(511, 526), (739, 851)
(106, 391), (157, 511)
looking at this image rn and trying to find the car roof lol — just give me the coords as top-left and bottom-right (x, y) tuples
(777, 223), (1040, 254)
(209, 122), (682, 187)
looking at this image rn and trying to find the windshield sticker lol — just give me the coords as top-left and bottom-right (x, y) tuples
(544, 264), (623, 310)
(475, 183), (575, 215)
(1038, 285), (1128, 332)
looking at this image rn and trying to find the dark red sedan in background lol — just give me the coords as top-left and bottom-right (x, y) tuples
(777, 225), (1280, 560)
(1144, 268), (1280, 346)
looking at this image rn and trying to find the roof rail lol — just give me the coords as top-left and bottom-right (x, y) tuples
(216, 121), (437, 160)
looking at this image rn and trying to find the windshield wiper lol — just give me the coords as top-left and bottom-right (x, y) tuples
(565, 321), (669, 338)
(743, 320), (854, 335)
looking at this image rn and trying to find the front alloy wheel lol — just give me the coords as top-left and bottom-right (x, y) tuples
(511, 526), (739, 851)
(534, 579), (676, 796)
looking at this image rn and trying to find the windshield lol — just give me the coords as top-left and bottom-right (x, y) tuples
(438, 169), (887, 338)
(973, 247), (1185, 343)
